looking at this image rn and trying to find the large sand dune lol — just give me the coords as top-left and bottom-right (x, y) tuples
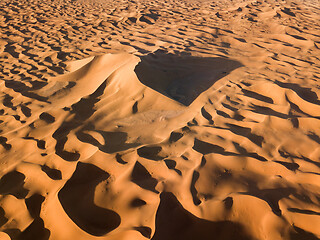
(0, 0), (320, 239)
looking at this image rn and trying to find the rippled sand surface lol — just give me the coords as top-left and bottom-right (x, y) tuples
(0, 0), (320, 239)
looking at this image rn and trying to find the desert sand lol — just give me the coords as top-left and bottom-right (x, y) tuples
(0, 0), (320, 239)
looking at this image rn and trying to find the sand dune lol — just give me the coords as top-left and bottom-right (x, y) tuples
(1, 0), (320, 239)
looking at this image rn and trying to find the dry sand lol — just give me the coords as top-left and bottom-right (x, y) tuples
(0, 0), (320, 239)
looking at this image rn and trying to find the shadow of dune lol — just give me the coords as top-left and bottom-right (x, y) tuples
(190, 171), (201, 206)
(0, 170), (28, 199)
(58, 162), (121, 236)
(95, 130), (140, 153)
(135, 50), (243, 106)
(17, 218), (50, 240)
(151, 192), (253, 240)
(76, 130), (140, 154)
(52, 80), (107, 161)
(275, 80), (320, 105)
(20, 194), (50, 240)
(239, 186), (296, 217)
(192, 138), (268, 162)
(4, 80), (49, 103)
(288, 208), (320, 216)
(0, 207), (8, 228)
(131, 161), (159, 193)
(290, 225), (320, 240)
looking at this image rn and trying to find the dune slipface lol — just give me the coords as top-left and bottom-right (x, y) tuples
(1, 0), (320, 239)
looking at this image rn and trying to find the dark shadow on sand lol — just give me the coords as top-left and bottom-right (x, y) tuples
(58, 162), (121, 236)
(135, 50), (242, 106)
(151, 192), (253, 240)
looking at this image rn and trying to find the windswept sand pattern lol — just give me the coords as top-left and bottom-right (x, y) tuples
(1, 0), (320, 239)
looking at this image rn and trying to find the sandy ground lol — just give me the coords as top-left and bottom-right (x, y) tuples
(0, 0), (320, 239)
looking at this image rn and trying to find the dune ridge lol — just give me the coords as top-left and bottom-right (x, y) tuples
(1, 0), (320, 239)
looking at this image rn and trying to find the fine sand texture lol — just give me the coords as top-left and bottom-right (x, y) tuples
(1, 0), (320, 239)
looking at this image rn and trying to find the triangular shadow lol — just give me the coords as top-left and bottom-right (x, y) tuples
(134, 50), (243, 106)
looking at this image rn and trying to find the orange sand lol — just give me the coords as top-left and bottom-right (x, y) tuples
(0, 0), (320, 239)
